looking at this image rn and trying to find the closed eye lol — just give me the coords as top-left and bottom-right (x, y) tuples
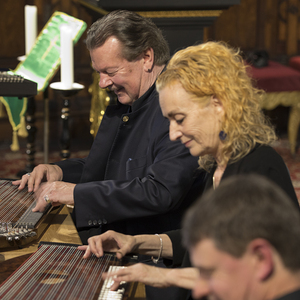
(175, 118), (184, 125)
(106, 71), (117, 77)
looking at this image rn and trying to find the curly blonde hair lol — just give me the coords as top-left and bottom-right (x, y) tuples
(156, 41), (277, 171)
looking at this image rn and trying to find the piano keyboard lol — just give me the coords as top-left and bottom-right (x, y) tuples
(98, 266), (127, 300)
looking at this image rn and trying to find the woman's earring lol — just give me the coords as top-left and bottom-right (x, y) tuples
(219, 131), (227, 141)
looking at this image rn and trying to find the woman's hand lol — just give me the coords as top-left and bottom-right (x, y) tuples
(78, 230), (136, 260)
(103, 264), (199, 290)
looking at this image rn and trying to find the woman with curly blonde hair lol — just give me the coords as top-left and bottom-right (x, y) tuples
(157, 41), (296, 198)
(81, 42), (299, 300)
(157, 41), (276, 169)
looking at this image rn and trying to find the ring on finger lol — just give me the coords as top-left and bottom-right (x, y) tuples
(26, 173), (31, 176)
(44, 194), (51, 204)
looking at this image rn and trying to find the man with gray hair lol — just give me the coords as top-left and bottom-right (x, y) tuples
(16, 9), (200, 241)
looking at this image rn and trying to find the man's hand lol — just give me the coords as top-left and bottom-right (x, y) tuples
(32, 181), (75, 212)
(12, 164), (63, 192)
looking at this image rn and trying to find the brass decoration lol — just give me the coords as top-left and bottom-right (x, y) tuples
(260, 91), (300, 155)
(136, 10), (222, 18)
(89, 71), (116, 138)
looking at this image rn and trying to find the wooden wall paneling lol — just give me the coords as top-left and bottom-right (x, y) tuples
(209, 5), (239, 45)
(0, 0), (26, 67)
(253, 0), (281, 56)
(32, 0), (51, 29)
(298, 0), (300, 52)
(286, 0), (299, 55)
(60, 0), (73, 14)
(48, 0), (62, 14)
(255, 0), (266, 50)
(206, 0), (257, 50)
(234, 0), (257, 49)
(278, 0), (287, 44)
(34, 0), (44, 28)
(253, 0), (280, 58)
(298, 0), (300, 40)
(205, 0), (300, 60)
(277, 0), (289, 58)
(263, 0), (278, 54)
(72, 0), (93, 65)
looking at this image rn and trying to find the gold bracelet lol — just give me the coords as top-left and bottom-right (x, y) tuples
(152, 234), (163, 264)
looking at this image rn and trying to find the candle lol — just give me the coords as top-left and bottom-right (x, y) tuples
(25, 5), (37, 55)
(60, 25), (74, 89)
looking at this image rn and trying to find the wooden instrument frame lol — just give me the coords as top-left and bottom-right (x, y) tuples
(0, 205), (146, 299)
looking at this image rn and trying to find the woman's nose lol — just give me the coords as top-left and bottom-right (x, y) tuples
(169, 121), (182, 141)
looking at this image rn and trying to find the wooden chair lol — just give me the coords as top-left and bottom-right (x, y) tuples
(248, 60), (300, 155)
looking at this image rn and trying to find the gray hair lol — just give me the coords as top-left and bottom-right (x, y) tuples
(86, 10), (170, 65)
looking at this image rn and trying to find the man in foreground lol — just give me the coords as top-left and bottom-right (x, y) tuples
(183, 174), (300, 300)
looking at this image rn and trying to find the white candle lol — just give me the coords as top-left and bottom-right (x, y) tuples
(60, 25), (74, 89)
(25, 5), (37, 55)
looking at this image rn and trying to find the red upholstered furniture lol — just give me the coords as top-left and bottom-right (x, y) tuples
(247, 60), (300, 155)
(289, 56), (300, 72)
(249, 60), (300, 92)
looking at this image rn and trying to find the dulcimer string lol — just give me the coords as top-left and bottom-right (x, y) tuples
(0, 243), (124, 300)
(0, 180), (34, 227)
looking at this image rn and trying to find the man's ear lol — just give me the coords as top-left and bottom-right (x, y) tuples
(143, 48), (154, 72)
(247, 238), (275, 281)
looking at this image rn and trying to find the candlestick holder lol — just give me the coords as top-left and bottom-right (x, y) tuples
(50, 82), (84, 160)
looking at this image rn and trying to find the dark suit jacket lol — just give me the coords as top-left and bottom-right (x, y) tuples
(55, 83), (201, 243)
(275, 289), (300, 300)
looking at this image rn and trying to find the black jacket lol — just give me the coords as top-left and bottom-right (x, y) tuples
(275, 289), (300, 300)
(55, 83), (201, 242)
